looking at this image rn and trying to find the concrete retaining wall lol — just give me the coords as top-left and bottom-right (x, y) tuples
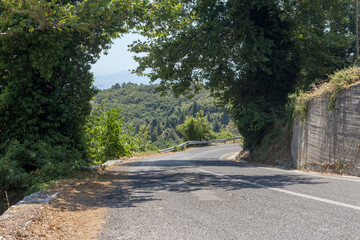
(291, 83), (360, 176)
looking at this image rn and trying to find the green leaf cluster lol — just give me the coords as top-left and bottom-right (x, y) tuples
(177, 111), (214, 141)
(0, 139), (87, 195)
(85, 107), (132, 164)
(128, 123), (156, 152)
(283, 0), (356, 90)
(0, 0), (148, 196)
(130, 0), (357, 151)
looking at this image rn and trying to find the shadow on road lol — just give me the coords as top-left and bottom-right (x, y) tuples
(98, 158), (327, 209)
(45, 158), (327, 212)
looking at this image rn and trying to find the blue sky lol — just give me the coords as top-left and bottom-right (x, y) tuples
(91, 34), (151, 89)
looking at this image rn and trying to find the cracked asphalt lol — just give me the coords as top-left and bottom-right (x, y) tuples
(99, 144), (360, 240)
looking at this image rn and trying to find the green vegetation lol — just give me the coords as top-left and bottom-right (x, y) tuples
(250, 118), (293, 165)
(85, 107), (132, 165)
(85, 104), (158, 164)
(131, 0), (357, 161)
(0, 0), (147, 209)
(0, 0), (359, 212)
(294, 67), (360, 120)
(93, 83), (238, 149)
(132, 0), (299, 151)
(177, 111), (214, 141)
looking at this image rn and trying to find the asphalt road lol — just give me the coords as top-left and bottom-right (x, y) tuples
(99, 144), (360, 240)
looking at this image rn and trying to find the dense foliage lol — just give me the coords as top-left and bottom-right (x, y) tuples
(93, 83), (238, 149)
(131, 0), (356, 152)
(131, 0), (298, 150)
(177, 111), (214, 141)
(283, 0), (356, 90)
(0, 0), (143, 196)
(85, 107), (132, 164)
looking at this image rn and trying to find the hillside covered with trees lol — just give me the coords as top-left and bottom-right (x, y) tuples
(93, 83), (238, 149)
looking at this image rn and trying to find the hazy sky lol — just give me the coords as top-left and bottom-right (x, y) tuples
(91, 34), (150, 88)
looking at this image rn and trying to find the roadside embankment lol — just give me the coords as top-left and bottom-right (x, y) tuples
(0, 151), (176, 239)
(0, 170), (110, 240)
(292, 68), (360, 176)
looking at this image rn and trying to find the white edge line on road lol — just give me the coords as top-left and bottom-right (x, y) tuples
(221, 157), (360, 183)
(197, 168), (360, 212)
(258, 166), (360, 183)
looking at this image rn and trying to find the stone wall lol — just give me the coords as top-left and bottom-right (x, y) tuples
(291, 83), (360, 176)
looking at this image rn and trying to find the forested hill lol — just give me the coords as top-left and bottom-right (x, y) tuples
(92, 83), (237, 149)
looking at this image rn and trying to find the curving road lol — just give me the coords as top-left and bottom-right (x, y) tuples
(99, 143), (360, 240)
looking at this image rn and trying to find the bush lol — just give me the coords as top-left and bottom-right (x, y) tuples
(177, 111), (214, 141)
(128, 124), (155, 152)
(250, 117), (293, 165)
(0, 140), (87, 195)
(85, 107), (132, 165)
(214, 129), (235, 140)
(231, 99), (279, 150)
(85, 106), (157, 164)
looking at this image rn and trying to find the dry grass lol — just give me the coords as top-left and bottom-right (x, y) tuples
(304, 67), (360, 98)
(0, 165), (122, 240)
(0, 173), (111, 239)
(250, 119), (293, 166)
(294, 67), (360, 120)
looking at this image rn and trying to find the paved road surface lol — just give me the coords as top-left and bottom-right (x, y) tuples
(99, 144), (360, 240)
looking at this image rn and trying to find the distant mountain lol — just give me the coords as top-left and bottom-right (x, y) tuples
(93, 71), (151, 89)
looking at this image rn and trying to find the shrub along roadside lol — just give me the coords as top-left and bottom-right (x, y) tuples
(250, 116), (293, 165)
(0, 106), (152, 213)
(85, 107), (132, 165)
(0, 140), (88, 193)
(177, 111), (214, 141)
(85, 106), (157, 166)
(0, 139), (90, 214)
(294, 67), (360, 121)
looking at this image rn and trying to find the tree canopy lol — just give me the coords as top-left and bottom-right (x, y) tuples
(0, 0), (149, 194)
(131, 0), (356, 149)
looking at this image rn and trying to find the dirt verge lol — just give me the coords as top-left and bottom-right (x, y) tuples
(0, 169), (113, 240)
